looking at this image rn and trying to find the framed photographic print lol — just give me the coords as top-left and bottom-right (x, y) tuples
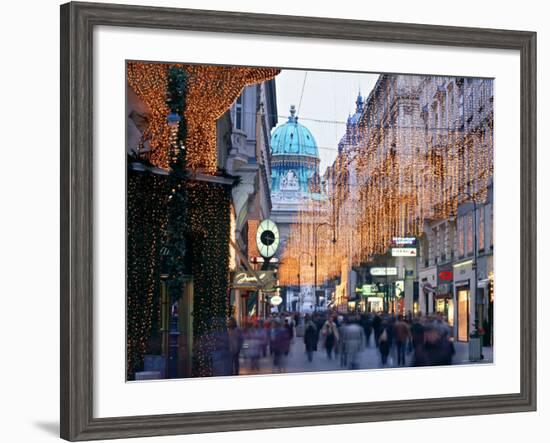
(60, 1), (536, 441)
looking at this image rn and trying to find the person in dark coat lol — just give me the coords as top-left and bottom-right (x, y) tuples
(361, 314), (373, 347)
(410, 318), (424, 353)
(227, 317), (243, 375)
(372, 314), (382, 347)
(378, 322), (391, 366)
(321, 316), (339, 360)
(303, 316), (318, 362)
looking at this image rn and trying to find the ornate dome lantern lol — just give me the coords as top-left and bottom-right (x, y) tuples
(270, 105), (321, 201)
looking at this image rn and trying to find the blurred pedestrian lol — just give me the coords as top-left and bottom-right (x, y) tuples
(361, 314), (373, 347)
(378, 322), (391, 366)
(284, 318), (294, 356)
(227, 317), (243, 375)
(304, 316), (318, 363)
(272, 319), (291, 372)
(410, 317), (424, 351)
(321, 316), (339, 360)
(338, 318), (347, 368)
(393, 315), (411, 366)
(372, 313), (382, 347)
(242, 322), (262, 372)
(341, 317), (365, 369)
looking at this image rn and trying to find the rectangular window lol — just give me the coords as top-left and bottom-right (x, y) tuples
(457, 216), (464, 257)
(441, 224), (448, 261)
(466, 213), (473, 254)
(478, 207), (485, 251)
(235, 94), (243, 130)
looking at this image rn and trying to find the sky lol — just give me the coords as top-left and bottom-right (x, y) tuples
(273, 69), (379, 174)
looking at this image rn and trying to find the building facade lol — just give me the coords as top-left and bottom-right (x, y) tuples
(320, 74), (493, 344)
(270, 105), (324, 312)
(225, 80), (279, 324)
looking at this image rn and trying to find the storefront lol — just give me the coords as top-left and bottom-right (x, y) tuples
(367, 295), (384, 312)
(455, 284), (470, 342)
(474, 254), (493, 343)
(231, 270), (276, 324)
(418, 266), (437, 315)
(435, 263), (454, 323)
(453, 260), (475, 342)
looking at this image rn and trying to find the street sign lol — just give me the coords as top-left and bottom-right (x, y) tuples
(391, 247), (417, 257)
(370, 267), (398, 276)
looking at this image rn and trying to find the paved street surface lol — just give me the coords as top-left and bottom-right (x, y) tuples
(239, 335), (493, 376)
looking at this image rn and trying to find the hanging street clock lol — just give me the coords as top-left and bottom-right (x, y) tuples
(256, 219), (280, 259)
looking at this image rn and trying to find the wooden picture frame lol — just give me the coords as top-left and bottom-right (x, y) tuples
(60, 1), (536, 440)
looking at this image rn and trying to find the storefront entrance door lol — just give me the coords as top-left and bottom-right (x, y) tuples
(457, 288), (470, 342)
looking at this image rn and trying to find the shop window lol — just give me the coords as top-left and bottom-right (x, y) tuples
(478, 207), (485, 252)
(466, 213), (473, 255)
(457, 289), (470, 341)
(457, 216), (465, 257)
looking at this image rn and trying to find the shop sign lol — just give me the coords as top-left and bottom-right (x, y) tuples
(439, 271), (453, 281)
(395, 280), (404, 298)
(391, 247), (417, 257)
(356, 284), (378, 296)
(232, 271), (275, 288)
(370, 267), (398, 276)
(392, 237), (417, 246)
(269, 295), (283, 306)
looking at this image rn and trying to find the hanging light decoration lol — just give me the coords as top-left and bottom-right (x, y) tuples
(279, 75), (493, 286)
(127, 62), (279, 173)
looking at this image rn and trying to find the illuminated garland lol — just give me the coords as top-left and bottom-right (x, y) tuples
(279, 75), (493, 287)
(126, 61), (280, 378)
(127, 62), (172, 169)
(126, 167), (168, 380)
(165, 67), (190, 298)
(127, 62), (279, 173)
(187, 180), (231, 377)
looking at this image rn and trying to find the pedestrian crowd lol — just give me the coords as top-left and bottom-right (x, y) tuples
(207, 311), (455, 376)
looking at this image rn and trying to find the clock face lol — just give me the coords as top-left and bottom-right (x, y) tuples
(256, 219), (280, 258)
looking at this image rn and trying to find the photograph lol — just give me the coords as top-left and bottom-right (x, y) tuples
(126, 61), (494, 381)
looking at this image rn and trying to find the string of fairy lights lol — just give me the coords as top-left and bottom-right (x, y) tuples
(127, 62), (279, 173)
(127, 62), (492, 375)
(126, 171), (168, 380)
(126, 61), (279, 378)
(279, 75), (493, 288)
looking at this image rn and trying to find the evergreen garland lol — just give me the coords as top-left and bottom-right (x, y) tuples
(126, 65), (234, 379)
(164, 67), (190, 299)
(126, 166), (168, 380)
(187, 180), (232, 377)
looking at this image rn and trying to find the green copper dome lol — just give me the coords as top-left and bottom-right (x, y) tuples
(270, 105), (319, 158)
